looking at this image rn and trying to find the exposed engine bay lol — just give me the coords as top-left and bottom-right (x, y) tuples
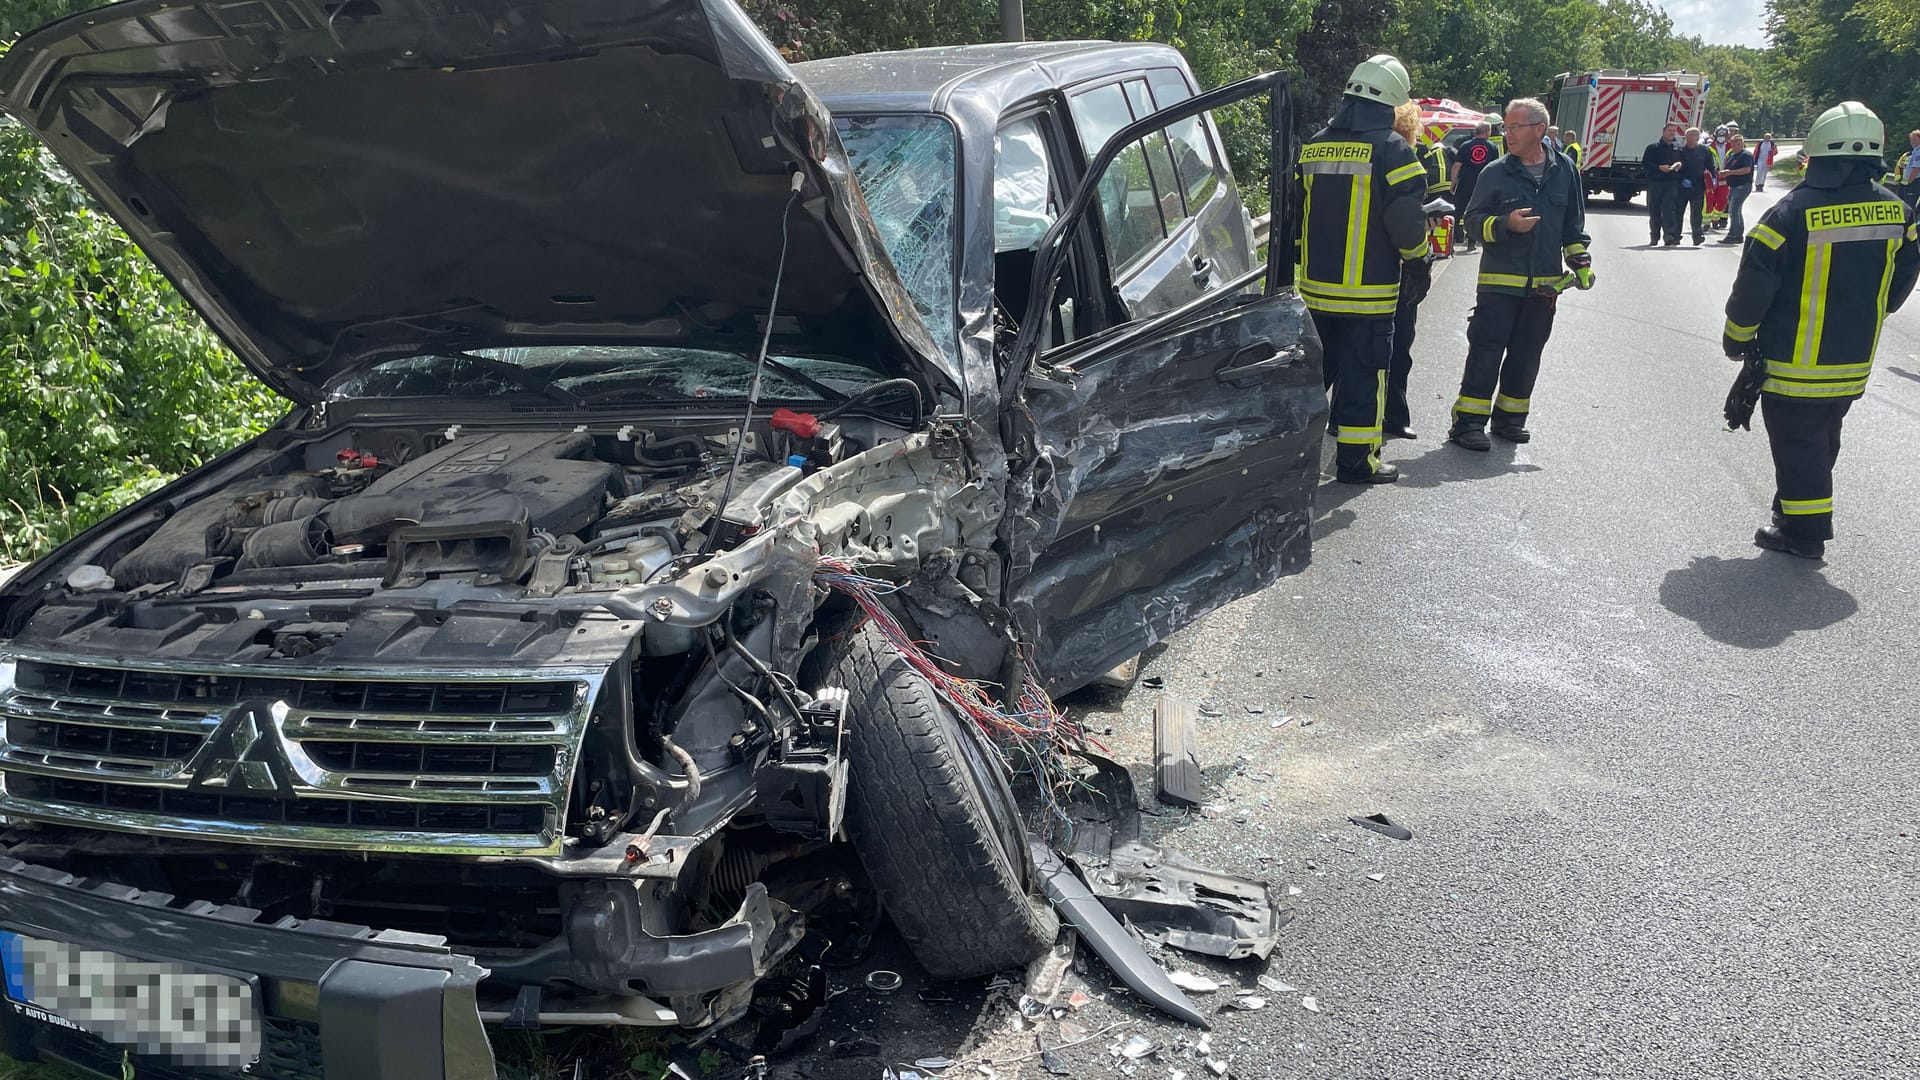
(0, 410), (1016, 1038)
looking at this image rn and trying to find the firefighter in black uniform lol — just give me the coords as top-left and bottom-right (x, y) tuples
(1295, 54), (1430, 483)
(1448, 98), (1593, 450)
(1722, 101), (1920, 559)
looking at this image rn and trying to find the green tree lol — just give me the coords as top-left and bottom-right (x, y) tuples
(0, 59), (283, 561)
(1768, 0), (1920, 137)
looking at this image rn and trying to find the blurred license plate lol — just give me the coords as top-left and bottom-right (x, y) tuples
(0, 931), (260, 1068)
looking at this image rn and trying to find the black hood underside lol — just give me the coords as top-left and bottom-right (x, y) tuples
(0, 0), (951, 403)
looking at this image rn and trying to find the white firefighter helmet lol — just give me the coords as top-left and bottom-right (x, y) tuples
(1804, 101), (1884, 158)
(1344, 55), (1410, 107)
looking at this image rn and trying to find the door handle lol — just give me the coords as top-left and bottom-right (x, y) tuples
(1215, 341), (1286, 380)
(1190, 255), (1213, 286)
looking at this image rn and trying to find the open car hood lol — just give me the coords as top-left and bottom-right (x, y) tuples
(0, 0), (954, 405)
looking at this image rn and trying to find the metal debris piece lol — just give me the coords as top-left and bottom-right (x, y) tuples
(829, 1038), (881, 1059)
(1168, 971), (1219, 993)
(1366, 873), (1385, 883)
(1196, 706), (1223, 718)
(1143, 675), (1166, 689)
(1065, 841), (1284, 961)
(1301, 996), (1321, 1013)
(1350, 813), (1414, 840)
(1154, 700), (1206, 807)
(866, 970), (904, 993)
(1031, 845), (1211, 1028)
(1256, 975), (1297, 993)
(1120, 1034), (1156, 1060)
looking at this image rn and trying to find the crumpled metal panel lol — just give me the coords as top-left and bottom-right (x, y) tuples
(1002, 286), (1326, 693)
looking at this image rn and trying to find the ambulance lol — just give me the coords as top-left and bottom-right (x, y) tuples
(1550, 70), (1708, 203)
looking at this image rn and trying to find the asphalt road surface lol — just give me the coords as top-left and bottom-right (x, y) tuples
(784, 184), (1920, 1080)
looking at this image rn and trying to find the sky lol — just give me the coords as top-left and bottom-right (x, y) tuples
(1661, 0), (1769, 48)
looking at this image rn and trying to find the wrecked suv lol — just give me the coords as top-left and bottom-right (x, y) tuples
(0, 1), (1322, 1075)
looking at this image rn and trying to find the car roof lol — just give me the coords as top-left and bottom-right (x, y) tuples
(796, 41), (1189, 118)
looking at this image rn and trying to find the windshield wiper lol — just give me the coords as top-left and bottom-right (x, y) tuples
(438, 351), (585, 407)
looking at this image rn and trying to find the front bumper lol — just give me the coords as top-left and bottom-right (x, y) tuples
(0, 854), (494, 1080)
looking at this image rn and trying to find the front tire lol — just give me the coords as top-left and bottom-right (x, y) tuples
(827, 624), (1058, 979)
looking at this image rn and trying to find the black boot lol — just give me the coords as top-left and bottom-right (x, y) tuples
(1448, 423), (1491, 451)
(1338, 462), (1400, 485)
(1490, 423), (1531, 444)
(1754, 526), (1825, 560)
(1384, 423), (1418, 440)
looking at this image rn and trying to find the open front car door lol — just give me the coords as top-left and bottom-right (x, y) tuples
(998, 72), (1325, 694)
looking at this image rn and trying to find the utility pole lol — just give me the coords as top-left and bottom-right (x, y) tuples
(1001, 0), (1025, 42)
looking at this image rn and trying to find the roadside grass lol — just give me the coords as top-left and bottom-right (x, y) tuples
(0, 1058), (85, 1079)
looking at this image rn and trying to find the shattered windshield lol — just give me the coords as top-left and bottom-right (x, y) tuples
(324, 345), (881, 404)
(835, 114), (960, 366)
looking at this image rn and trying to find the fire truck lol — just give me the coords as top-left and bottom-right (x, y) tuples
(1418, 97), (1495, 148)
(1551, 70), (1708, 203)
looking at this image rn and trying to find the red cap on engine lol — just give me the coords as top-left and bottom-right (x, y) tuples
(769, 407), (822, 439)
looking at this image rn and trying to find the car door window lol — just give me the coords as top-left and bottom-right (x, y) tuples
(1068, 83), (1164, 270)
(994, 117), (1056, 254)
(1147, 69), (1225, 212)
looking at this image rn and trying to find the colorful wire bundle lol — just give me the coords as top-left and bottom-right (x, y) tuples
(813, 555), (1097, 825)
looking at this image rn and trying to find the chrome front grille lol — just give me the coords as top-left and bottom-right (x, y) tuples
(0, 655), (605, 855)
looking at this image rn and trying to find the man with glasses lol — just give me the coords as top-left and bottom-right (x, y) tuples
(1449, 99), (1593, 450)
(1643, 122), (1686, 246)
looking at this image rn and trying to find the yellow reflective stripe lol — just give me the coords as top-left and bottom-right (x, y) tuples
(1563, 242), (1589, 258)
(1724, 320), (1759, 343)
(1345, 176), (1371, 289)
(1336, 427), (1383, 444)
(1794, 241), (1828, 366)
(1385, 161), (1426, 187)
(1367, 370), (1386, 471)
(1779, 497), (1833, 515)
(1482, 215), (1497, 243)
(1908, 223), (1918, 244)
(1493, 394), (1530, 412)
(1751, 224), (1786, 250)
(1764, 359), (1871, 378)
(1870, 236), (1898, 370)
(1479, 272), (1531, 288)
(1762, 377), (1867, 397)
(1303, 295), (1398, 316)
(1300, 278), (1399, 297)
(1399, 242), (1429, 260)
(1453, 396), (1493, 415)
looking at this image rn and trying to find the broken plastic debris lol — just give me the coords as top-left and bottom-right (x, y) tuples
(1067, 990), (1091, 1010)
(1167, 971), (1219, 993)
(914, 1058), (957, 1071)
(866, 970), (904, 992)
(1040, 1050), (1071, 1076)
(1256, 975), (1298, 993)
(1170, 1071), (1188, 1080)
(1301, 996), (1321, 1013)
(1286, 885), (1303, 897)
(1350, 813), (1414, 840)
(1245, 705), (1265, 714)
(1019, 994), (1047, 1019)
(1207, 1059), (1230, 1076)
(1120, 1034), (1157, 1060)
(1197, 706), (1223, 718)
(1143, 676), (1166, 690)
(1269, 717), (1292, 729)
(1366, 873), (1386, 883)
(1227, 995), (1266, 1011)
(976, 1068), (999, 1080)
(1194, 1034), (1212, 1056)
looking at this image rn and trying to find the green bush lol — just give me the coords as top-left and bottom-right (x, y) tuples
(0, 114), (284, 564)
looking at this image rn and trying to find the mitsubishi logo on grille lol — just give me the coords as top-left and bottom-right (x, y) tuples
(186, 700), (297, 798)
